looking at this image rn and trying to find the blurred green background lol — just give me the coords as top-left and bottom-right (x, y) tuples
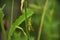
(0, 0), (60, 40)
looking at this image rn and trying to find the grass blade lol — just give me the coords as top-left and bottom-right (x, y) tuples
(37, 0), (48, 40)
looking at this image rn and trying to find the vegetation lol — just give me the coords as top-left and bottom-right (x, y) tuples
(0, 0), (60, 40)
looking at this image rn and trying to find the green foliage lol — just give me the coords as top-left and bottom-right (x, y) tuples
(41, 0), (59, 40)
(8, 8), (34, 40)
(0, 0), (60, 40)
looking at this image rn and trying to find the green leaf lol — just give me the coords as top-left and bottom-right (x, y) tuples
(17, 26), (27, 37)
(8, 8), (34, 40)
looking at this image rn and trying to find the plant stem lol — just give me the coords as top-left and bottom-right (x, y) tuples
(37, 0), (48, 40)
(0, 8), (7, 40)
(11, 0), (14, 27)
(8, 0), (14, 40)
(24, 0), (30, 40)
(1, 16), (7, 40)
